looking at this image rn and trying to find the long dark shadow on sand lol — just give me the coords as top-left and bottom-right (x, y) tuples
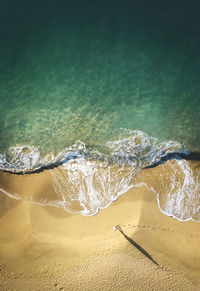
(2, 151), (200, 175)
(115, 225), (160, 267)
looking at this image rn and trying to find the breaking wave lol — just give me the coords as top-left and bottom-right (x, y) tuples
(0, 130), (199, 221)
(0, 129), (184, 172)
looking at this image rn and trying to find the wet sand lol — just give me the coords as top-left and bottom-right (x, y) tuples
(0, 162), (200, 290)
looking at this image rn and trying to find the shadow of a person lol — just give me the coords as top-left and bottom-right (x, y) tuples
(114, 225), (160, 267)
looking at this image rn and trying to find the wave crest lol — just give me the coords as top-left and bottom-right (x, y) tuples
(0, 130), (199, 221)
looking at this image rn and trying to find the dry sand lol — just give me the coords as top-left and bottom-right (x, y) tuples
(0, 161), (200, 290)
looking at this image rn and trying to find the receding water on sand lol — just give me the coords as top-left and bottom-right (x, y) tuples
(0, 137), (199, 222)
(0, 0), (200, 222)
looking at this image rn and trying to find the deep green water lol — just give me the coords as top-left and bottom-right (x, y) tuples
(0, 0), (200, 162)
(0, 0), (200, 219)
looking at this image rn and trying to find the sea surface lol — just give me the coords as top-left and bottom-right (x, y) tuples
(0, 0), (199, 220)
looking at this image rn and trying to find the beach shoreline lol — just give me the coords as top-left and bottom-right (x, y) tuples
(0, 162), (200, 290)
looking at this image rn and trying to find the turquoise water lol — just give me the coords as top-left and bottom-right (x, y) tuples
(0, 0), (199, 163)
(0, 1), (199, 220)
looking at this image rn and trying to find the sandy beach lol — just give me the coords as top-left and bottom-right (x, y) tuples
(0, 161), (200, 290)
(0, 0), (200, 290)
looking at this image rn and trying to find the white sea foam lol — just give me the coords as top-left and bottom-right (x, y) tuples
(0, 130), (199, 221)
(49, 157), (135, 215)
(0, 145), (41, 171)
(157, 159), (200, 221)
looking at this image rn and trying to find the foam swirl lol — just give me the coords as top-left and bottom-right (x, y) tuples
(0, 130), (199, 221)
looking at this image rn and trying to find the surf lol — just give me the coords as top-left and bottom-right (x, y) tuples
(0, 130), (199, 222)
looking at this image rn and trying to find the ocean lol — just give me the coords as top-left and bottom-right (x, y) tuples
(0, 0), (199, 220)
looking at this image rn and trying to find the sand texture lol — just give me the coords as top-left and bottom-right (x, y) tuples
(0, 161), (200, 290)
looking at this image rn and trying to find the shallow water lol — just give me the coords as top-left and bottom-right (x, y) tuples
(0, 0), (199, 220)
